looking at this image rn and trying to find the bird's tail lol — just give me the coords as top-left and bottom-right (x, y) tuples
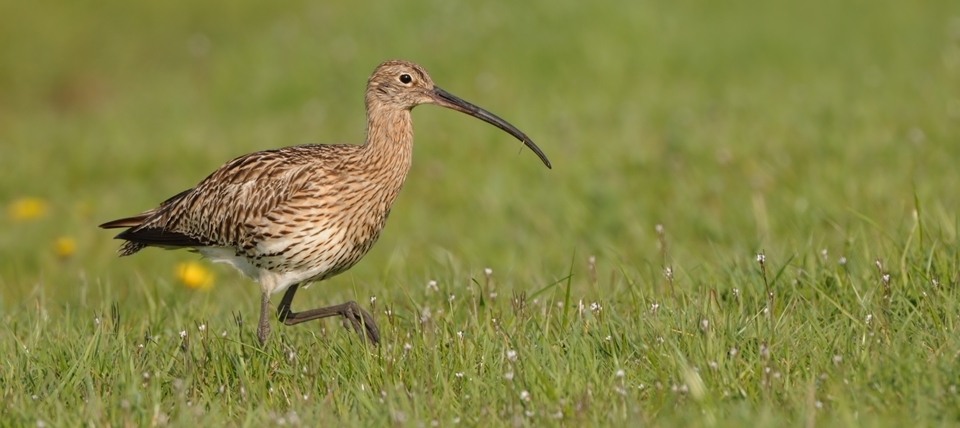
(99, 214), (150, 229)
(99, 214), (151, 256)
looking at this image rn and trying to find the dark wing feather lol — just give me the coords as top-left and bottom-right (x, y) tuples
(113, 227), (204, 247)
(100, 189), (197, 255)
(99, 214), (150, 229)
(99, 189), (192, 229)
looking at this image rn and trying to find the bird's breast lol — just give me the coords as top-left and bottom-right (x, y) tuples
(245, 181), (400, 280)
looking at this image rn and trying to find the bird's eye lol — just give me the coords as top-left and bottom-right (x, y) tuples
(399, 74), (412, 84)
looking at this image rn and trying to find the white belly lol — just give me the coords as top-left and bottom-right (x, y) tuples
(196, 228), (359, 296)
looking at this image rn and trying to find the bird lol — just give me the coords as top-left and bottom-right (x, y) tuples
(99, 59), (551, 346)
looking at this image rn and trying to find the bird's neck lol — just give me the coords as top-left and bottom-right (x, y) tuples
(361, 105), (414, 184)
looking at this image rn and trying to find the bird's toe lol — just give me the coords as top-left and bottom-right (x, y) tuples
(340, 301), (379, 346)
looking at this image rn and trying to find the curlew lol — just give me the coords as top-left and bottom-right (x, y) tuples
(100, 59), (551, 346)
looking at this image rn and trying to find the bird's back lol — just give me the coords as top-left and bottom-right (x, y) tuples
(102, 143), (405, 281)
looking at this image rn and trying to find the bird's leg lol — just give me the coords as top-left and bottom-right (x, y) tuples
(276, 283), (300, 322)
(276, 284), (379, 345)
(256, 291), (271, 346)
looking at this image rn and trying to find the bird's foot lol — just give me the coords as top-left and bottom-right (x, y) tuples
(337, 301), (380, 346)
(279, 300), (380, 346)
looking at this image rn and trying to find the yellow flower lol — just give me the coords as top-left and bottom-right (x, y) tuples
(53, 236), (76, 258)
(9, 197), (48, 221)
(175, 261), (214, 290)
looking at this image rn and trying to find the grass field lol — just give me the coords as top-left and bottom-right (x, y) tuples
(3, 0), (960, 425)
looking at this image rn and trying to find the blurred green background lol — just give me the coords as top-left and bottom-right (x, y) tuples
(1, 0), (959, 306)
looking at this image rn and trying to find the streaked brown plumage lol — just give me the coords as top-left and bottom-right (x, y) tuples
(100, 59), (551, 346)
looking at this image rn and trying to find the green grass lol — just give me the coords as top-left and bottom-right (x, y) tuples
(3, 0), (960, 425)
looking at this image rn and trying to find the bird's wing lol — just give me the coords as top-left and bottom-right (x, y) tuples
(103, 145), (350, 253)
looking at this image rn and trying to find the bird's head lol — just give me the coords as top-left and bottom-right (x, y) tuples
(365, 59), (551, 168)
(366, 60), (438, 110)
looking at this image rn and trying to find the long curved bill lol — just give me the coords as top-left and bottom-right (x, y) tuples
(431, 86), (552, 169)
